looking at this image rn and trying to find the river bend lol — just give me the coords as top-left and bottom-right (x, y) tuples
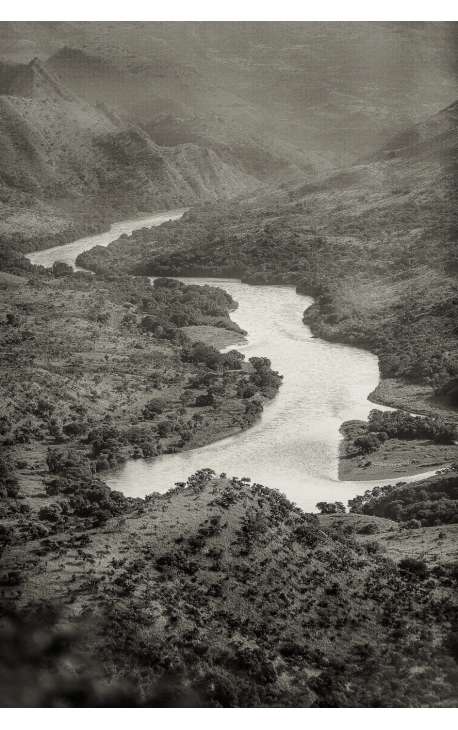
(27, 215), (438, 511)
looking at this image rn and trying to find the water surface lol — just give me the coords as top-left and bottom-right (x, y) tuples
(105, 278), (437, 511)
(26, 209), (188, 270)
(26, 220), (437, 512)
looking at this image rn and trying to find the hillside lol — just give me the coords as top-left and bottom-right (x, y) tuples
(47, 46), (332, 185)
(2, 464), (458, 707)
(0, 58), (262, 253)
(143, 113), (334, 185)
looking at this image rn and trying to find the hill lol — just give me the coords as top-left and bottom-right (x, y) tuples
(0, 58), (263, 254)
(48, 46), (332, 185)
(142, 113), (333, 186)
(2, 464), (458, 707)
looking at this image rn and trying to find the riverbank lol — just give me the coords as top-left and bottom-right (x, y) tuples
(25, 209), (189, 269)
(180, 324), (247, 350)
(338, 376), (458, 481)
(338, 413), (457, 482)
(339, 429), (454, 481)
(0, 268), (282, 522)
(369, 378), (458, 423)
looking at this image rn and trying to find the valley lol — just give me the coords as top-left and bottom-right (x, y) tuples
(1, 21), (458, 709)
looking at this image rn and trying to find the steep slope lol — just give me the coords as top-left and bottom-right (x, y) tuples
(47, 45), (261, 132)
(48, 47), (331, 184)
(0, 59), (262, 253)
(143, 113), (334, 185)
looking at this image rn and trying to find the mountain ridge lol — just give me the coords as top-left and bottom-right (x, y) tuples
(0, 58), (264, 253)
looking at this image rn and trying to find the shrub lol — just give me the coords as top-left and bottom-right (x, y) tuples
(142, 399), (164, 420)
(39, 504), (63, 522)
(316, 502), (346, 514)
(354, 435), (381, 454)
(399, 558), (428, 578)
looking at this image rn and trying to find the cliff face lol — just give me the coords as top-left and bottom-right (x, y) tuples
(0, 59), (262, 252)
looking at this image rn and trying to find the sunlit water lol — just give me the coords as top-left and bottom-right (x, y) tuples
(105, 279), (437, 511)
(26, 221), (438, 512)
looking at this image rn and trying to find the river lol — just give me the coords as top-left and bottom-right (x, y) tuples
(26, 209), (189, 270)
(26, 213), (438, 512)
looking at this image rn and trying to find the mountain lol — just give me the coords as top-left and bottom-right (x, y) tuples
(142, 113), (334, 185)
(1, 22), (457, 163)
(0, 58), (263, 252)
(47, 46), (332, 184)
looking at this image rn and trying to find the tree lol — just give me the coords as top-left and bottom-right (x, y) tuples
(142, 399), (164, 420)
(195, 391), (215, 407)
(52, 261), (74, 278)
(399, 558), (428, 578)
(316, 502), (346, 514)
(5, 312), (19, 327)
(354, 435), (380, 454)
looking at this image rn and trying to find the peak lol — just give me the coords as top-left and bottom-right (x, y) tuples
(7, 58), (79, 103)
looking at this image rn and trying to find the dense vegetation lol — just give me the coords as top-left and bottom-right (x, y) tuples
(348, 470), (458, 527)
(0, 265), (282, 531)
(351, 409), (458, 455)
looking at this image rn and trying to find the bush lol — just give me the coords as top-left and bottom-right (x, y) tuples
(316, 502), (346, 514)
(63, 421), (86, 438)
(348, 475), (458, 526)
(195, 391), (215, 407)
(142, 399), (164, 420)
(39, 504), (63, 522)
(399, 558), (428, 578)
(45, 478), (69, 496)
(354, 435), (381, 454)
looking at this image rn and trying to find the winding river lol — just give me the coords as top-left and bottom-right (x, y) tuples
(26, 212), (438, 512)
(26, 209), (189, 270)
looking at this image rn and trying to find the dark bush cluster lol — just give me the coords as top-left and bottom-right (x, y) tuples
(367, 409), (457, 445)
(0, 457), (19, 500)
(348, 472), (458, 526)
(181, 341), (244, 372)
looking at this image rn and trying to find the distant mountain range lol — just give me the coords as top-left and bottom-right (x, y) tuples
(2, 21), (457, 159)
(0, 22), (457, 251)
